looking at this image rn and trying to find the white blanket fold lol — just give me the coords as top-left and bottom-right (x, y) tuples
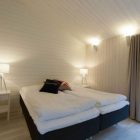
(64, 87), (127, 107)
(98, 101), (129, 114)
(20, 86), (96, 122)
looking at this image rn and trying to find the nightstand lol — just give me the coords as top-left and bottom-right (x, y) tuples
(82, 85), (90, 88)
(0, 90), (10, 120)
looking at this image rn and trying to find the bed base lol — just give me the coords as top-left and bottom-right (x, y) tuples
(20, 96), (99, 140)
(99, 105), (129, 130)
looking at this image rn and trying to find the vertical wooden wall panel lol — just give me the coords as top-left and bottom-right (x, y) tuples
(86, 36), (129, 96)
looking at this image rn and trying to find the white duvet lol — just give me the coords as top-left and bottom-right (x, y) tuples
(21, 93), (99, 134)
(20, 85), (96, 122)
(64, 86), (127, 107)
(98, 101), (129, 114)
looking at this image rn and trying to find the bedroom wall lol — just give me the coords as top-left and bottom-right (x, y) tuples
(86, 36), (129, 96)
(0, 1), (86, 114)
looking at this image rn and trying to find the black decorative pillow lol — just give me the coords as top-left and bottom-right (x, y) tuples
(40, 82), (59, 94)
(45, 79), (72, 91)
(45, 79), (62, 87)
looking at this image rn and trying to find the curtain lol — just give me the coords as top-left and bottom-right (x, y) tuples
(129, 34), (140, 121)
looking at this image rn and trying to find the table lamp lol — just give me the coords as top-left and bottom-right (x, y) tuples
(80, 68), (88, 85)
(0, 64), (10, 91)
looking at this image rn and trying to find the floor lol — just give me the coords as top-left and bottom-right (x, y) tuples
(94, 119), (140, 140)
(0, 114), (31, 140)
(0, 115), (140, 140)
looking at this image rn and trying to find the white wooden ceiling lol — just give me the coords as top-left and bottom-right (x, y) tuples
(22, 0), (140, 43)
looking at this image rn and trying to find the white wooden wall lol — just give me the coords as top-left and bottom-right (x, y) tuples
(86, 36), (129, 96)
(0, 0), (86, 114)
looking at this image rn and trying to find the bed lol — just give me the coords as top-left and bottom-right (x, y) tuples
(64, 86), (129, 130)
(20, 85), (100, 140)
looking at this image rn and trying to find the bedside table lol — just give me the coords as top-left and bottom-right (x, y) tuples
(82, 85), (90, 88)
(0, 90), (10, 120)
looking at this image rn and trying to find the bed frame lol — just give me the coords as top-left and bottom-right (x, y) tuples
(20, 96), (99, 140)
(99, 105), (129, 130)
(20, 95), (129, 139)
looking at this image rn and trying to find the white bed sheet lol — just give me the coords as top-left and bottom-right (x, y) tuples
(20, 90), (100, 134)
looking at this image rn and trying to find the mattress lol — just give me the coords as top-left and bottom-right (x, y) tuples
(64, 86), (127, 107)
(20, 88), (100, 134)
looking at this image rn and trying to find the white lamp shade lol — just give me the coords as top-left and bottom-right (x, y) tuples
(80, 68), (88, 76)
(0, 64), (10, 73)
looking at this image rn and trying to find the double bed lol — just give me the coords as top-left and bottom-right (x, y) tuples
(20, 85), (100, 140)
(20, 85), (129, 140)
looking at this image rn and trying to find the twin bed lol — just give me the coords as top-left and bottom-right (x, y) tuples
(20, 85), (129, 140)
(64, 86), (129, 130)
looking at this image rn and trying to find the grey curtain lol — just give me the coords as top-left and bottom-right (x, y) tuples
(129, 34), (140, 121)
